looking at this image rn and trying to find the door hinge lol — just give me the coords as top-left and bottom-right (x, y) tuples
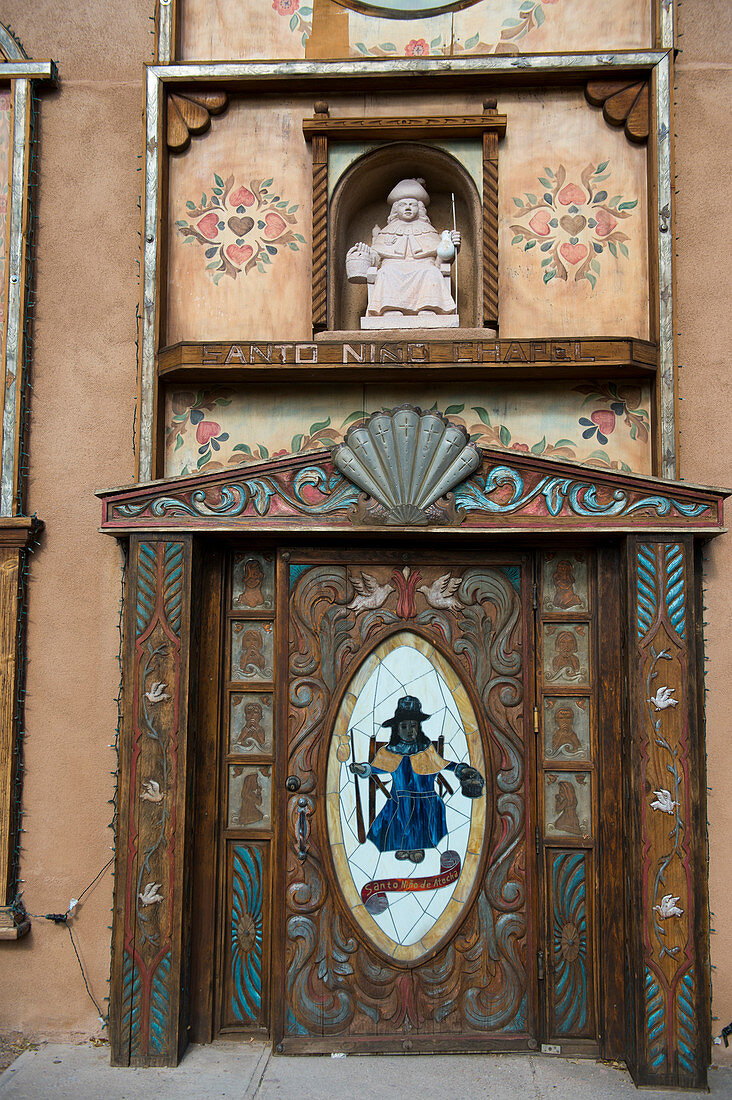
(532, 580), (538, 610)
(537, 949), (545, 981)
(533, 706), (539, 735)
(535, 825), (541, 855)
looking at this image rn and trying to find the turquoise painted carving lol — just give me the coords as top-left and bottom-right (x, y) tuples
(231, 845), (264, 1024)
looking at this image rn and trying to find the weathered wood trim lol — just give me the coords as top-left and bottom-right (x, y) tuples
(303, 112), (507, 141)
(110, 535), (198, 1066)
(624, 535), (708, 1087)
(311, 134), (328, 331)
(0, 518), (42, 938)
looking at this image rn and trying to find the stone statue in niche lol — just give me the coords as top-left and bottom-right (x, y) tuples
(346, 178), (460, 330)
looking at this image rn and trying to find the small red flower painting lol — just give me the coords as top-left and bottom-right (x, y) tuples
(509, 161), (638, 289)
(176, 174), (305, 285)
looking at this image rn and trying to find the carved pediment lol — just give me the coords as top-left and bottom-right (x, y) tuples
(99, 442), (726, 538)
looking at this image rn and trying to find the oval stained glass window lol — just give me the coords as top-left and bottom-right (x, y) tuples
(326, 630), (488, 963)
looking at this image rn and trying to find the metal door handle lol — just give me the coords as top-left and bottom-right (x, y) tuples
(285, 775), (301, 792)
(295, 797), (310, 862)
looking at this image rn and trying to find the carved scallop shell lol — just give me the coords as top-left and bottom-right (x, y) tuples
(332, 405), (481, 525)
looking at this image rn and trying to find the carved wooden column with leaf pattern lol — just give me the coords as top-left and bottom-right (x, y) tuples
(625, 535), (709, 1088)
(110, 534), (199, 1066)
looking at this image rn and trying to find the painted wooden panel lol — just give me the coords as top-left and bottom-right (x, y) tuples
(227, 764), (273, 829)
(500, 90), (649, 340)
(626, 538), (707, 1087)
(221, 841), (269, 1030)
(164, 380), (653, 477)
(229, 691), (274, 754)
(230, 620), (274, 681)
(546, 849), (595, 1040)
(178, 0), (651, 63)
(232, 550), (275, 610)
(167, 99), (312, 344)
(166, 90), (649, 343)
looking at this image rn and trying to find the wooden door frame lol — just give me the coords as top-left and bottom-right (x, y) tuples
(99, 447), (721, 1086)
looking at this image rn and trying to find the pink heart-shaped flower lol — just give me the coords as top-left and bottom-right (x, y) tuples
(196, 420), (221, 445)
(557, 183), (586, 206)
(263, 211), (287, 239)
(230, 185), (256, 208)
(559, 242), (588, 265)
(594, 208), (618, 238)
(528, 210), (551, 236)
(226, 243), (253, 266)
(590, 410), (616, 436)
(197, 212), (220, 240)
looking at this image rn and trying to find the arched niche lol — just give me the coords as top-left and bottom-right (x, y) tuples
(329, 143), (482, 332)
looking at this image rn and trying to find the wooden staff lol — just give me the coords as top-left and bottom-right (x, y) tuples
(350, 729), (366, 845)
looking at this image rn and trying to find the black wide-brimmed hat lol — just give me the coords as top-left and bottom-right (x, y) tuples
(381, 695), (431, 729)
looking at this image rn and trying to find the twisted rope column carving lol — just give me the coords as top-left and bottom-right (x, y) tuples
(311, 135), (328, 330)
(483, 128), (499, 329)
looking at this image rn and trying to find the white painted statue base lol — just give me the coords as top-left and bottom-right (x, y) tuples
(361, 314), (460, 330)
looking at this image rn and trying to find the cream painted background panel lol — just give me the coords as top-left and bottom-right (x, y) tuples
(167, 99), (312, 344)
(164, 380), (652, 476)
(179, 0), (651, 62)
(500, 90), (650, 340)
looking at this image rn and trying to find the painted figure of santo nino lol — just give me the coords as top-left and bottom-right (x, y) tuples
(349, 695), (484, 863)
(346, 178), (461, 329)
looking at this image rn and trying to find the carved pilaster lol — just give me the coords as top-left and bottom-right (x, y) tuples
(110, 535), (198, 1065)
(625, 536), (708, 1088)
(482, 100), (499, 328)
(311, 129), (328, 331)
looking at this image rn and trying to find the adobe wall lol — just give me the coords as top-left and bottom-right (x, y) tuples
(674, 0), (732, 1066)
(0, 0), (148, 1038)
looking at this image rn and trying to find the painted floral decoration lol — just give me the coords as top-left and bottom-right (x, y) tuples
(272, 0), (313, 46)
(176, 174), (304, 285)
(573, 383), (649, 447)
(509, 161), (638, 288)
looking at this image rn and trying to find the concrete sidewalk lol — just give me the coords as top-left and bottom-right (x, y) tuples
(1, 1041), (732, 1100)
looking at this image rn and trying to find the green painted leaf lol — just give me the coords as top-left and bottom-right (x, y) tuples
(289, 12), (298, 29)
(214, 173), (224, 187)
(295, 234), (305, 242)
(289, 205), (299, 213)
(355, 42), (368, 53)
(511, 235), (523, 245)
(596, 160), (609, 174)
(197, 452), (211, 468)
(544, 166), (555, 178)
(175, 219), (187, 227)
(174, 433), (184, 451)
(291, 433), (304, 452)
(381, 42), (397, 50)
(526, 193), (537, 203)
(554, 438), (576, 447)
(608, 242), (618, 257)
(299, 5), (312, 13)
(201, 193), (207, 205)
(618, 199), (638, 210)
(471, 406), (492, 425)
(261, 178), (273, 188)
(464, 32), (479, 48)
(543, 269), (556, 284)
(586, 272), (597, 289)
(216, 398), (232, 406)
(525, 240), (536, 250)
(232, 443), (252, 454)
(258, 444), (270, 459)
(608, 195), (622, 207)
(513, 197), (525, 207)
(590, 258), (601, 274)
(444, 403), (465, 415)
(619, 242), (629, 258)
(186, 201), (195, 209)
(531, 436), (546, 454)
(541, 257), (552, 267)
(213, 187), (223, 195)
(499, 425), (511, 446)
(289, 242), (299, 250)
(206, 261), (218, 269)
(538, 177), (552, 188)
(309, 417), (331, 433)
(430, 35), (441, 46)
(534, 6), (544, 24)
(341, 410), (367, 426)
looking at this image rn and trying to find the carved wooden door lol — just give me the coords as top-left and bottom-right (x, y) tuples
(274, 548), (536, 1053)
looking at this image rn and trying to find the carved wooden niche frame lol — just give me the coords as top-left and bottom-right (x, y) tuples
(302, 99), (506, 333)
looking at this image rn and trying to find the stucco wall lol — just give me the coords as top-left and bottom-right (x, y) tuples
(0, 0), (149, 1038)
(674, 0), (732, 1066)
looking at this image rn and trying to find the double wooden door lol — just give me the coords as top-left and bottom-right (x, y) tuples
(195, 544), (618, 1057)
